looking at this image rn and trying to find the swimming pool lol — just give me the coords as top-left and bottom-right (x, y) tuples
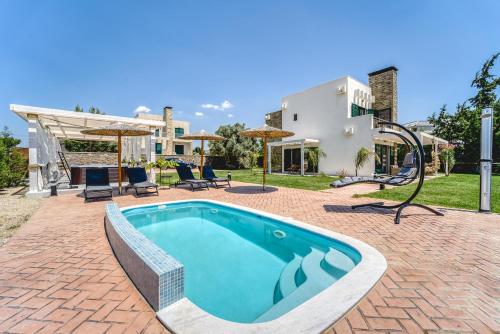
(106, 200), (386, 333)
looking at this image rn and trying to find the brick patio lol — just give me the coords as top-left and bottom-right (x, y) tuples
(0, 182), (498, 333)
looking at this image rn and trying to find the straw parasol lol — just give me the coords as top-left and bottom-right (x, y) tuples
(179, 130), (224, 177)
(81, 124), (153, 194)
(239, 125), (294, 191)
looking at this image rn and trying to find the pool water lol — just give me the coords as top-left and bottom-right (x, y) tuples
(123, 202), (361, 323)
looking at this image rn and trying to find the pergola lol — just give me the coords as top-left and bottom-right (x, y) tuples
(10, 104), (165, 197)
(374, 128), (448, 172)
(267, 138), (320, 176)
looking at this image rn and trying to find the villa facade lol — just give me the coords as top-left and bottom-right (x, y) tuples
(135, 106), (193, 156)
(265, 67), (447, 176)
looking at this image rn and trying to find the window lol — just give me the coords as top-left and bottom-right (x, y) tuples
(155, 143), (162, 154)
(351, 104), (375, 117)
(175, 145), (184, 155)
(174, 127), (185, 138)
(293, 113), (298, 121)
(154, 129), (160, 137)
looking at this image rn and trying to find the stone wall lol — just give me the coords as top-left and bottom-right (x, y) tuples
(63, 152), (118, 166)
(163, 107), (174, 155)
(265, 110), (283, 172)
(368, 66), (398, 122)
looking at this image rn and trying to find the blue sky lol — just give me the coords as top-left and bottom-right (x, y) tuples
(1, 0), (499, 145)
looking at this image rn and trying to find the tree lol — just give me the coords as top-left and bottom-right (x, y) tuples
(470, 52), (500, 110)
(193, 147), (202, 155)
(354, 147), (378, 176)
(88, 106), (104, 114)
(209, 123), (259, 169)
(0, 127), (27, 189)
(428, 53), (500, 163)
(306, 147), (327, 175)
(439, 145), (456, 176)
(249, 151), (259, 174)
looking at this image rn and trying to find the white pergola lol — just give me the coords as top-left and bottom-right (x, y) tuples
(11, 104), (165, 197)
(267, 138), (320, 176)
(373, 129), (448, 173)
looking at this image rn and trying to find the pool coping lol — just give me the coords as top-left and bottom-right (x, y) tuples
(118, 199), (388, 334)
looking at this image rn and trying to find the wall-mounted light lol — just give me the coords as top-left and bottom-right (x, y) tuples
(344, 127), (354, 136)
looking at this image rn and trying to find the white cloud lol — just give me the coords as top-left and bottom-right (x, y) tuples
(195, 112), (204, 117)
(227, 113), (234, 118)
(221, 100), (234, 109)
(201, 99), (234, 111)
(201, 103), (220, 110)
(134, 105), (151, 113)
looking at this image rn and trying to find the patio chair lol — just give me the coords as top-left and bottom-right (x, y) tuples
(175, 164), (209, 191)
(331, 151), (418, 188)
(84, 168), (113, 201)
(125, 167), (159, 196)
(202, 165), (231, 188)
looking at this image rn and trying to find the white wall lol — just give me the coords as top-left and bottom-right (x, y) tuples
(281, 77), (376, 176)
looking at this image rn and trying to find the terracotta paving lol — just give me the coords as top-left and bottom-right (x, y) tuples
(0, 182), (498, 333)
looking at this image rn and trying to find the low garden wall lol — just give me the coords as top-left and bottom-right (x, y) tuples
(63, 152), (118, 166)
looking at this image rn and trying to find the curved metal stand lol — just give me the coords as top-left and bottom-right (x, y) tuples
(352, 121), (444, 224)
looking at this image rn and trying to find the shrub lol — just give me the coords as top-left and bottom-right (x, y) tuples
(0, 128), (28, 189)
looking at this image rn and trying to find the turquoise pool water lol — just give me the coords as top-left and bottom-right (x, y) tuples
(122, 201), (361, 323)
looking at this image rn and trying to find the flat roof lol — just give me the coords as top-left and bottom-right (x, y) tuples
(11, 104), (165, 141)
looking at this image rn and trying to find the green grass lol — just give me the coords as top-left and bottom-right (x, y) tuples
(358, 173), (500, 213)
(156, 168), (338, 191)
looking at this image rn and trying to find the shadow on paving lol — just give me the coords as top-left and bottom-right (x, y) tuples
(224, 185), (278, 194)
(323, 204), (395, 215)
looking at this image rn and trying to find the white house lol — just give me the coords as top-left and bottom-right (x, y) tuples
(265, 67), (447, 176)
(135, 106), (193, 156)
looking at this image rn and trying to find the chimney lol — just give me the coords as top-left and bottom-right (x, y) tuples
(163, 106), (174, 155)
(368, 66), (398, 122)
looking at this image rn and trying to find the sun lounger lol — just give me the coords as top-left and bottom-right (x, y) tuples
(175, 164), (209, 191)
(331, 151), (417, 188)
(125, 167), (159, 196)
(84, 168), (113, 201)
(202, 166), (231, 188)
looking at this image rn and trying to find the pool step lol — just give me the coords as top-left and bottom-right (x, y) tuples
(257, 248), (336, 323)
(321, 248), (355, 278)
(273, 255), (302, 303)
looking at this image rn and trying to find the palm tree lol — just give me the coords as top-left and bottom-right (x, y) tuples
(354, 147), (379, 176)
(307, 147), (327, 175)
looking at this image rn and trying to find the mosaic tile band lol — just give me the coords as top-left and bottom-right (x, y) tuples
(105, 203), (184, 311)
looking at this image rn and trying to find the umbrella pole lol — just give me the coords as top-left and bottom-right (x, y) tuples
(118, 134), (122, 194)
(263, 137), (267, 191)
(200, 139), (204, 178)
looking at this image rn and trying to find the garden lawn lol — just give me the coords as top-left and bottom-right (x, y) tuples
(157, 168), (338, 191)
(359, 173), (500, 213)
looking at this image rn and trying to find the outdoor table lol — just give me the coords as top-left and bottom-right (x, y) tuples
(160, 174), (173, 189)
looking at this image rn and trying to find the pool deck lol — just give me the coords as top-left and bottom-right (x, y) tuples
(0, 182), (498, 333)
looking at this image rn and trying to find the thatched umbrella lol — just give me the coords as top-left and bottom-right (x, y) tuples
(81, 124), (152, 194)
(240, 125), (294, 191)
(179, 130), (224, 177)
